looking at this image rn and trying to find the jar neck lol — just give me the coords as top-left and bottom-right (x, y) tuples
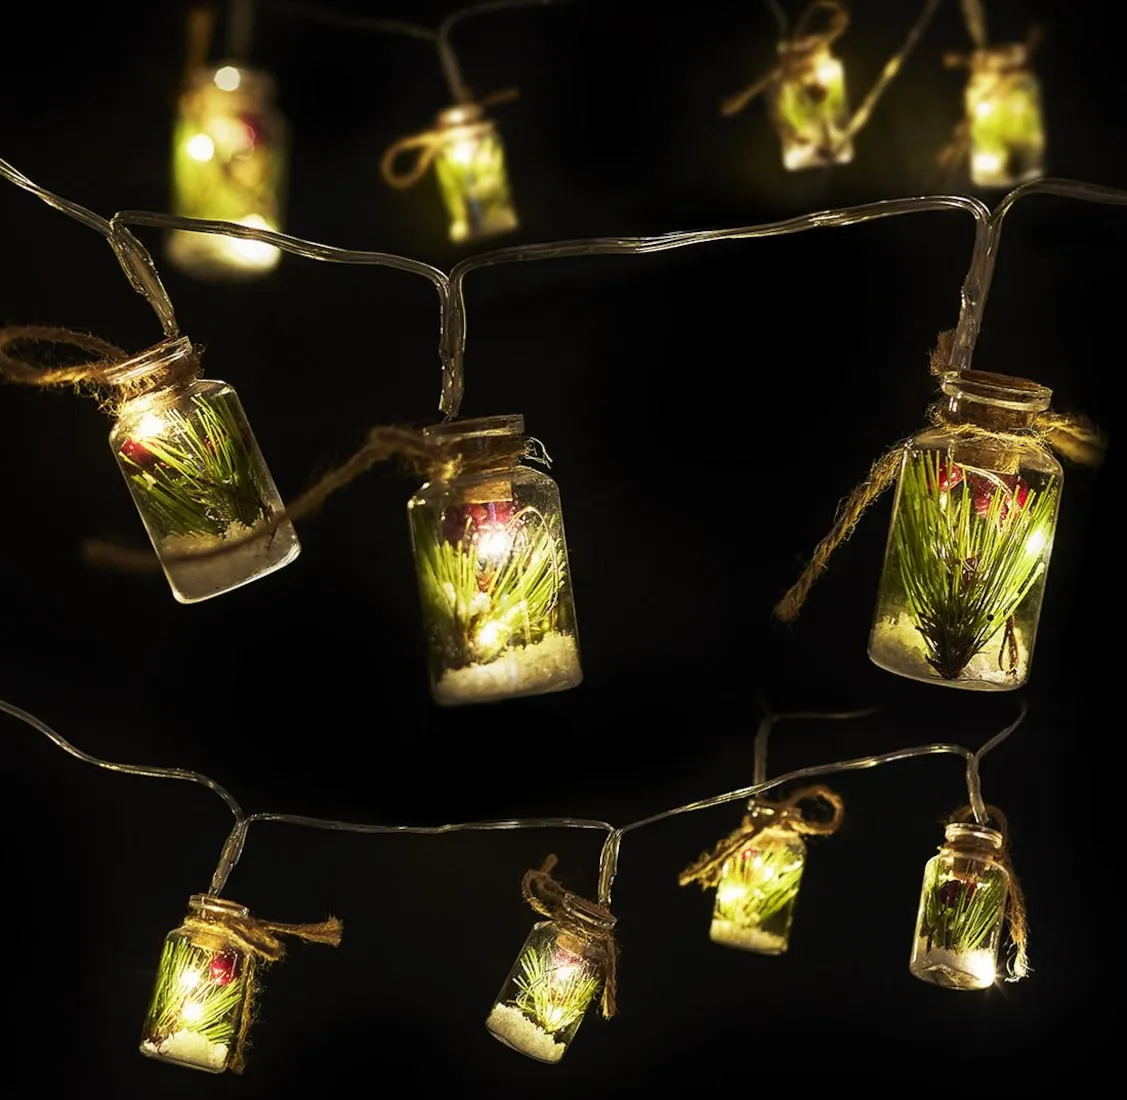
(937, 370), (1051, 433)
(421, 414), (529, 482)
(106, 336), (200, 414)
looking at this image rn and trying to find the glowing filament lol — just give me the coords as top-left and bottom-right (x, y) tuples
(214, 66), (242, 92)
(180, 1000), (204, 1023)
(186, 134), (215, 161)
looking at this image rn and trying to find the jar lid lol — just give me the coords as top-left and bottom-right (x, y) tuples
(189, 893), (250, 919)
(435, 102), (488, 128)
(944, 822), (1004, 849)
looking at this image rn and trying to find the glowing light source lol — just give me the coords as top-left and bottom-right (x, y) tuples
(964, 44), (1045, 188)
(214, 65), (242, 92)
(185, 134), (215, 162)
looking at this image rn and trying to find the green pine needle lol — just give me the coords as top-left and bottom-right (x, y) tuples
(145, 937), (246, 1049)
(921, 869), (1007, 954)
(412, 502), (564, 669)
(513, 943), (601, 1035)
(892, 450), (1057, 680)
(713, 843), (805, 928)
(119, 391), (270, 540)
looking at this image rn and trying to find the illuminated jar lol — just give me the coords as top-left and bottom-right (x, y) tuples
(108, 337), (300, 603)
(140, 895), (255, 1073)
(910, 823), (1010, 990)
(710, 823), (807, 954)
(771, 39), (853, 170)
(868, 371), (1061, 690)
(432, 103), (519, 244)
(965, 43), (1045, 188)
(485, 896), (612, 1063)
(407, 415), (582, 706)
(168, 60), (287, 279)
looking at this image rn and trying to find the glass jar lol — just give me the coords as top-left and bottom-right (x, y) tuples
(140, 895), (255, 1073)
(432, 103), (520, 244)
(965, 44), (1045, 188)
(910, 823), (1010, 990)
(407, 415), (582, 705)
(869, 371), (1062, 690)
(709, 823), (807, 954)
(168, 61), (287, 280)
(108, 338), (300, 603)
(771, 40), (853, 171)
(485, 896), (612, 1063)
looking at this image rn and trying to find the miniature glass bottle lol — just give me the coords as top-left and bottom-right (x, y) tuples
(710, 824), (807, 954)
(868, 371), (1061, 690)
(771, 40), (853, 170)
(432, 103), (520, 244)
(965, 43), (1045, 188)
(108, 338), (300, 604)
(140, 895), (255, 1073)
(407, 415), (582, 706)
(485, 896), (612, 1063)
(910, 823), (1010, 990)
(168, 60), (287, 279)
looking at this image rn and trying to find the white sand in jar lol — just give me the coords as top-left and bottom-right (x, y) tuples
(709, 919), (787, 955)
(911, 942), (997, 990)
(869, 614), (1029, 691)
(434, 632), (582, 705)
(485, 1003), (566, 1063)
(140, 1029), (229, 1072)
(159, 517), (300, 603)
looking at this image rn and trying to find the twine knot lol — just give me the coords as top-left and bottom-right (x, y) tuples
(381, 89), (519, 189)
(521, 855), (619, 1019)
(945, 805), (1029, 981)
(181, 894), (343, 1073)
(0, 325), (201, 415)
(679, 784), (845, 888)
(720, 1), (848, 118)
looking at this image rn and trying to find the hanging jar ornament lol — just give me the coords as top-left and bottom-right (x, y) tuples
(0, 326), (301, 603)
(139, 894), (343, 1074)
(380, 93), (520, 244)
(909, 808), (1028, 990)
(944, 38), (1046, 189)
(679, 785), (844, 954)
(485, 855), (617, 1064)
(106, 337), (300, 603)
(774, 339), (1105, 690)
(720, 1), (854, 171)
(407, 415), (582, 705)
(168, 59), (288, 279)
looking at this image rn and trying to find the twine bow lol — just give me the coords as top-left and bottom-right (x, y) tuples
(944, 804), (1029, 981)
(521, 854), (619, 1018)
(679, 784), (845, 888)
(773, 329), (1107, 623)
(720, 1), (849, 118)
(0, 325), (200, 415)
(381, 89), (519, 189)
(182, 899), (343, 1074)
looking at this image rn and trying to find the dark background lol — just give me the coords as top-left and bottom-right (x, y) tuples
(0, 0), (1120, 1094)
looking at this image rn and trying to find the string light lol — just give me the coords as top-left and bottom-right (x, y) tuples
(0, 695), (1030, 1072)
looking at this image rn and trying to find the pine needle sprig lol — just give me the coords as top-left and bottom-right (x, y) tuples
(146, 938), (246, 1048)
(893, 450), (1057, 680)
(714, 844), (805, 928)
(513, 943), (601, 1036)
(120, 392), (270, 540)
(921, 868), (1007, 954)
(413, 503), (564, 668)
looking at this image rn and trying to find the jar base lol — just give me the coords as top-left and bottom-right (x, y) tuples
(783, 138), (854, 172)
(167, 228), (282, 282)
(910, 945), (997, 991)
(709, 919), (788, 955)
(485, 1003), (566, 1063)
(139, 1034), (228, 1073)
(433, 632), (582, 706)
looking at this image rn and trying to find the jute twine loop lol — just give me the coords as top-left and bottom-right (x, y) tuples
(772, 330), (1107, 623)
(945, 804), (1029, 981)
(0, 325), (200, 414)
(721, 1), (849, 117)
(521, 854), (619, 1019)
(182, 896), (343, 1074)
(83, 415), (547, 572)
(679, 784), (845, 889)
(380, 88), (520, 189)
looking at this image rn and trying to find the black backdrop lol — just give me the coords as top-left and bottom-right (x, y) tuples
(1, 0), (1121, 1095)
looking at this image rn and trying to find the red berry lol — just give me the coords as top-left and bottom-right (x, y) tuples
(209, 950), (240, 986)
(928, 462), (963, 493)
(120, 438), (155, 466)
